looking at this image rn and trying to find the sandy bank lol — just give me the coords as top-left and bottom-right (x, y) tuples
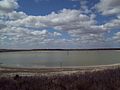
(0, 63), (120, 77)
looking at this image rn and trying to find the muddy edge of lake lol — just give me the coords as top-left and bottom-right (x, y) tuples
(0, 64), (120, 77)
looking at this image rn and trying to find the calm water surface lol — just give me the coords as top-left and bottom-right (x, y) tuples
(0, 51), (120, 68)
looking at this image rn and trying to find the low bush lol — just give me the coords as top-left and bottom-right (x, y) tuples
(0, 68), (120, 90)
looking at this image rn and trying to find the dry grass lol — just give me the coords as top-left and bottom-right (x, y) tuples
(0, 67), (120, 90)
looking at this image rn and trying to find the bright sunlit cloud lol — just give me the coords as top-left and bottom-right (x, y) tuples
(0, 0), (120, 49)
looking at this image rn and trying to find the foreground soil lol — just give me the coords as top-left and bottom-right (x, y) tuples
(0, 66), (120, 90)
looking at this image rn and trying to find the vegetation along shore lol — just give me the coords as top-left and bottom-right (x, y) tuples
(0, 48), (120, 52)
(0, 64), (120, 90)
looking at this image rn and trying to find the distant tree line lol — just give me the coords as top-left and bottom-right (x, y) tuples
(0, 48), (120, 52)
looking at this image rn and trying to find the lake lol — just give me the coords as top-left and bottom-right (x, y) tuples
(0, 50), (120, 68)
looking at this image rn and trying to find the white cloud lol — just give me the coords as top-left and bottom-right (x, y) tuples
(95, 0), (120, 15)
(0, 0), (19, 14)
(7, 11), (27, 20)
(117, 15), (120, 19)
(1, 8), (112, 48)
(53, 32), (62, 37)
(0, 26), (66, 48)
(0, 0), (119, 48)
(112, 32), (120, 43)
(7, 9), (97, 32)
(0, 22), (6, 29)
(0, 27), (49, 48)
(104, 17), (120, 30)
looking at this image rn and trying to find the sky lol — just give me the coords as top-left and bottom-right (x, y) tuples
(0, 0), (120, 49)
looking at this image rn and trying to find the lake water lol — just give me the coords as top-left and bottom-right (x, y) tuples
(0, 50), (120, 68)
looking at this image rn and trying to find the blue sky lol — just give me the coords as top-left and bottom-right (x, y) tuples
(0, 0), (120, 49)
(17, 0), (81, 15)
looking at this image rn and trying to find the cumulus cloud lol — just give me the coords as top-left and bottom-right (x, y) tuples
(7, 11), (27, 20)
(0, 0), (19, 14)
(0, 26), (76, 48)
(53, 32), (62, 37)
(112, 32), (120, 43)
(7, 9), (102, 33)
(117, 15), (120, 19)
(0, 27), (48, 48)
(0, 24), (6, 29)
(7, 9), (83, 28)
(0, 0), (120, 48)
(104, 16), (120, 30)
(1, 8), (115, 48)
(95, 0), (120, 15)
(70, 0), (91, 14)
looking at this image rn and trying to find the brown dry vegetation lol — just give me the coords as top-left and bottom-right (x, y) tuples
(0, 68), (120, 90)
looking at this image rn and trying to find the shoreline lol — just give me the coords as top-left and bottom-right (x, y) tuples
(0, 63), (120, 77)
(1, 63), (120, 69)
